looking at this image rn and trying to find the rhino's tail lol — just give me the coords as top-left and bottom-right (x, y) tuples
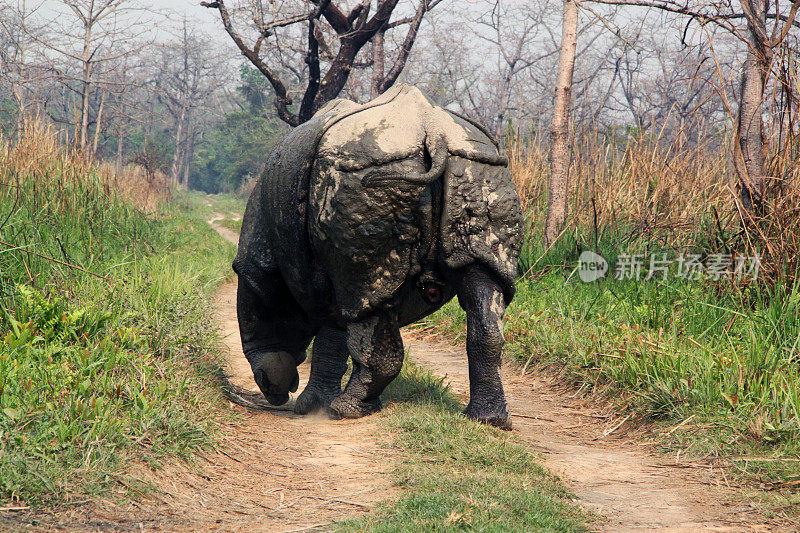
(360, 133), (448, 188)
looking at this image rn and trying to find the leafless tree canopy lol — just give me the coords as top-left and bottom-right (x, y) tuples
(155, 20), (222, 186)
(2, 0), (800, 199)
(201, 0), (442, 125)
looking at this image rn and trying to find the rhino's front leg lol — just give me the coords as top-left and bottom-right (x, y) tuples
(327, 312), (404, 419)
(457, 264), (512, 430)
(294, 327), (349, 414)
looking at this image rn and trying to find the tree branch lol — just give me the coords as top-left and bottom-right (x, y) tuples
(299, 0), (332, 122)
(768, 0), (800, 46)
(380, 0), (430, 92)
(201, 0), (299, 126)
(315, 0), (400, 106)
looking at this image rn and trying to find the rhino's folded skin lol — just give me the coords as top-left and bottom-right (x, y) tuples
(234, 84), (522, 323)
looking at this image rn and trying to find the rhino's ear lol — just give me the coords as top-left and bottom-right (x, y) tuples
(360, 133), (448, 188)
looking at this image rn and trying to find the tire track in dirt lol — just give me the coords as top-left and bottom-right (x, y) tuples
(402, 332), (793, 532)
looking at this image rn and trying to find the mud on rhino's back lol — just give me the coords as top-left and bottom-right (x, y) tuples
(308, 85), (522, 321)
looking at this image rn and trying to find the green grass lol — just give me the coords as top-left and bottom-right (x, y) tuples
(177, 190), (245, 221)
(217, 217), (243, 233)
(339, 362), (588, 532)
(421, 227), (800, 498)
(0, 140), (237, 505)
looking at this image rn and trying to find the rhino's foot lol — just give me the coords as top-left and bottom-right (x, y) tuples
(250, 351), (300, 406)
(326, 395), (382, 420)
(464, 400), (512, 431)
(294, 385), (340, 415)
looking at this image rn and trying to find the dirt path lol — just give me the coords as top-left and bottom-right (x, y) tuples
(15, 216), (787, 531)
(175, 216), (394, 532)
(403, 332), (792, 532)
(4, 219), (391, 533)
(209, 215), (789, 532)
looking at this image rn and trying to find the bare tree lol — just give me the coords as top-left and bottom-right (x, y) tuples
(733, 0), (787, 210)
(155, 21), (221, 186)
(202, 0), (440, 126)
(402, 0), (556, 131)
(590, 0), (800, 209)
(600, 19), (729, 139)
(404, 0), (621, 137)
(472, 1), (558, 137)
(368, 0), (444, 97)
(0, 0), (47, 138)
(36, 0), (150, 153)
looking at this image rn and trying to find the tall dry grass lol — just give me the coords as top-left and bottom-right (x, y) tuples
(508, 125), (800, 290)
(99, 162), (172, 213)
(1, 119), (171, 213)
(509, 128), (734, 241)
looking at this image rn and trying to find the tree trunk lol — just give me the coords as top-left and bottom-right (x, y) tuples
(733, 0), (769, 212)
(170, 105), (187, 185)
(115, 99), (126, 176)
(91, 87), (107, 159)
(495, 61), (516, 140)
(371, 29), (385, 99)
(14, 0), (27, 140)
(180, 123), (196, 188)
(115, 127), (124, 176)
(543, 0), (579, 246)
(12, 83), (25, 141)
(79, 19), (93, 153)
(79, 78), (90, 150)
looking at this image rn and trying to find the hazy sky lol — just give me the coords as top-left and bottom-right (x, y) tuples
(140, 0), (221, 28)
(35, 0), (226, 37)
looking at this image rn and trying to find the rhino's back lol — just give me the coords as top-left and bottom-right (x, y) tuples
(237, 84), (522, 322)
(309, 86), (435, 320)
(309, 85), (522, 320)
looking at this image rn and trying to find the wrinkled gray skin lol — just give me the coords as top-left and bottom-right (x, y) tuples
(233, 84), (522, 429)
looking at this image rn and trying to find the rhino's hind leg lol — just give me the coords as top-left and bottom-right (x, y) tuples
(237, 278), (315, 406)
(456, 264), (512, 430)
(295, 327), (349, 414)
(327, 313), (404, 419)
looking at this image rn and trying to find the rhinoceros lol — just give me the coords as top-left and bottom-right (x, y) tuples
(233, 84), (522, 428)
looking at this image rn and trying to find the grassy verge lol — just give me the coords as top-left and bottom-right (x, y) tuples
(502, 130), (800, 503)
(420, 231), (800, 505)
(0, 128), (236, 506)
(339, 362), (587, 532)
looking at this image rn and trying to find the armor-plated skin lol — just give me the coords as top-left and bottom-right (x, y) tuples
(233, 84), (523, 428)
